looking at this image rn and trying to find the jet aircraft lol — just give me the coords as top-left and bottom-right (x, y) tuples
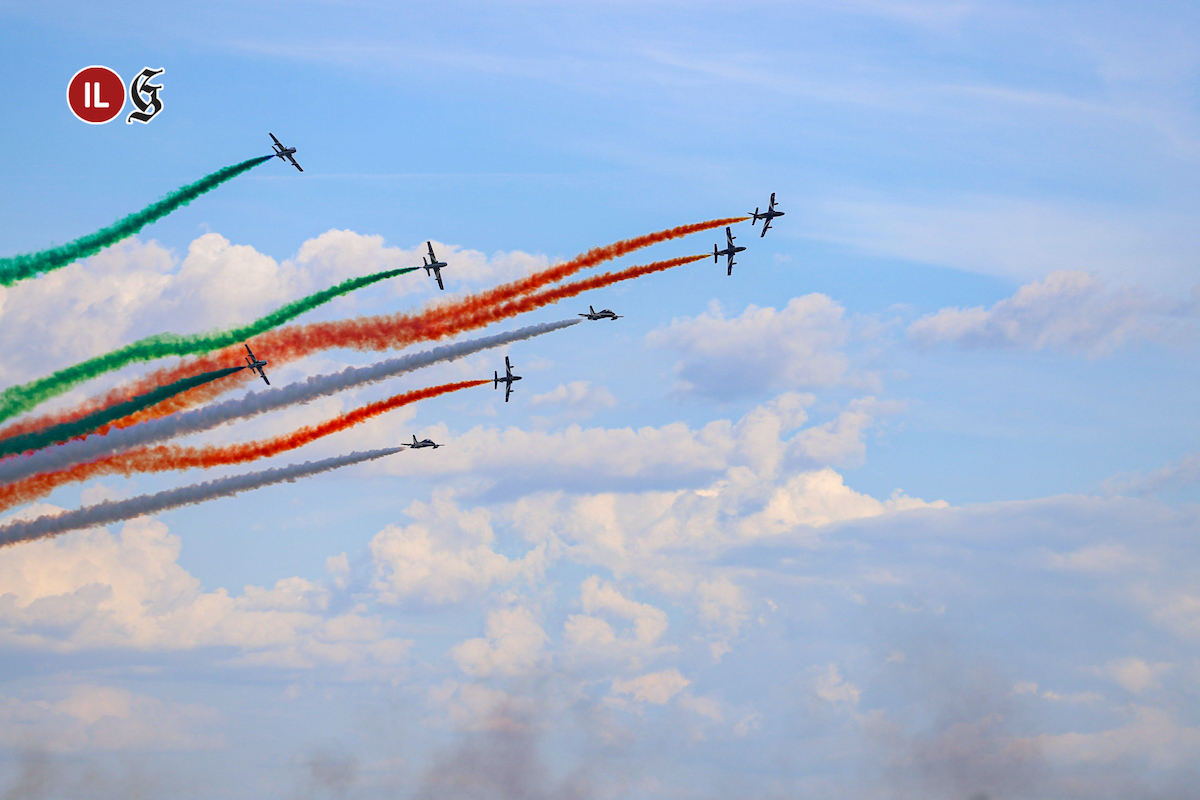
(243, 344), (270, 385)
(713, 227), (747, 275)
(580, 305), (622, 321)
(269, 133), (303, 172)
(494, 356), (522, 402)
(750, 192), (784, 237)
(422, 242), (448, 290)
(407, 434), (442, 449)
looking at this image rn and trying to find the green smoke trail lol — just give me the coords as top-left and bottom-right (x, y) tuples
(0, 266), (417, 426)
(0, 366), (246, 459)
(0, 155), (274, 287)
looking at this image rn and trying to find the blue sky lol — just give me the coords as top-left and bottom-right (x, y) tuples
(1, 1), (1199, 797)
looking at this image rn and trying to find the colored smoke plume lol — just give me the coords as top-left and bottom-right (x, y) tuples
(0, 320), (578, 484)
(6, 218), (742, 439)
(0, 366), (245, 459)
(0, 447), (403, 548)
(0, 266), (417, 427)
(0, 380), (484, 512)
(0, 156), (273, 288)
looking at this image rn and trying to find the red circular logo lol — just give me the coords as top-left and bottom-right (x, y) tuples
(67, 66), (125, 124)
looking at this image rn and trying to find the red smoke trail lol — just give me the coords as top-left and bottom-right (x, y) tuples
(105, 252), (708, 428)
(1, 217), (741, 440)
(0, 380), (486, 513)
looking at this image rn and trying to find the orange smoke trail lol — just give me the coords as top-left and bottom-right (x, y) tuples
(0, 380), (486, 513)
(1, 217), (743, 441)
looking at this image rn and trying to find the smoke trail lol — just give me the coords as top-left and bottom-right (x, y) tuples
(0, 366), (245, 459)
(0, 381), (485, 512)
(0, 156), (274, 287)
(0, 447), (402, 548)
(15, 218), (742, 437)
(0, 266), (417, 429)
(0, 320), (579, 484)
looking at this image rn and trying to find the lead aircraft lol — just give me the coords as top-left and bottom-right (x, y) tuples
(269, 133), (303, 172)
(750, 192), (784, 237)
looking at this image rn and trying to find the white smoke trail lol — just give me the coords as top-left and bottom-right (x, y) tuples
(0, 446), (403, 547)
(0, 319), (580, 484)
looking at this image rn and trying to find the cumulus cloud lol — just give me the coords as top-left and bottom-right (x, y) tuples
(371, 391), (900, 493)
(451, 607), (549, 678)
(0, 684), (222, 752)
(0, 229), (550, 384)
(370, 491), (544, 606)
(563, 577), (671, 670)
(0, 519), (411, 672)
(529, 381), (618, 419)
(908, 270), (1196, 355)
(1023, 706), (1200, 769)
(646, 296), (854, 399)
(1099, 657), (1172, 695)
(611, 669), (689, 704)
(813, 663), (861, 706)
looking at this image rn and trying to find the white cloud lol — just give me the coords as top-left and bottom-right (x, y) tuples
(0, 229), (551, 385)
(370, 491), (543, 605)
(451, 606), (548, 678)
(908, 270), (1192, 354)
(1025, 706), (1200, 768)
(1100, 657), (1172, 694)
(0, 685), (222, 752)
(646, 296), (854, 400)
(372, 392), (898, 489)
(0, 519), (410, 672)
(813, 663), (861, 706)
(611, 669), (690, 705)
(563, 577), (671, 670)
(529, 381), (618, 419)
(427, 680), (534, 732)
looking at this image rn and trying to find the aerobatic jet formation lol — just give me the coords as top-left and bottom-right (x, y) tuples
(269, 133), (303, 172)
(407, 435), (442, 449)
(713, 227), (747, 276)
(750, 192), (783, 237)
(494, 356), (522, 402)
(243, 344), (270, 385)
(422, 242), (448, 291)
(580, 305), (622, 321)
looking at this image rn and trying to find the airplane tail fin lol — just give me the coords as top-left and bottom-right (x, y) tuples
(752, 207), (759, 223)
(713, 244), (718, 263)
(494, 372), (499, 388)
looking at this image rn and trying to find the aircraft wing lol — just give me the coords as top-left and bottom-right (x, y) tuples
(505, 382), (513, 402)
(427, 242), (437, 260)
(434, 269), (444, 291)
(286, 153), (303, 172)
(727, 255), (735, 276)
(760, 218), (772, 237)
(260, 372), (270, 386)
(270, 133), (283, 147)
